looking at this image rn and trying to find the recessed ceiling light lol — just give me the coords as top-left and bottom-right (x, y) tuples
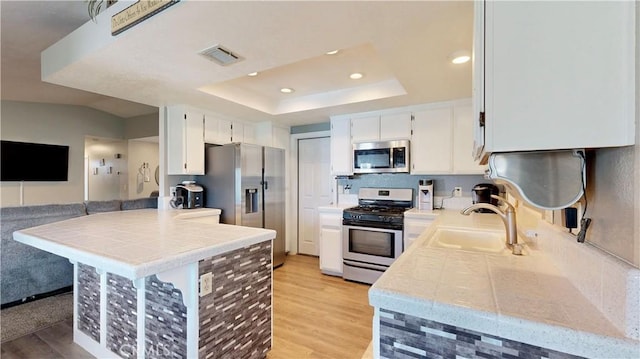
(248, 72), (258, 77)
(350, 72), (364, 80)
(326, 50), (339, 55)
(450, 50), (471, 64)
(280, 87), (294, 94)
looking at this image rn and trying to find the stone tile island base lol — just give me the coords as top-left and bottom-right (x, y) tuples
(377, 309), (582, 359)
(74, 241), (272, 358)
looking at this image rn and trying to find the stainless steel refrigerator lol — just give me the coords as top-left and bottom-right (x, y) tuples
(200, 143), (286, 267)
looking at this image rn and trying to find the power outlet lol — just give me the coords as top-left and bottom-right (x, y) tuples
(199, 272), (213, 297)
(453, 187), (462, 197)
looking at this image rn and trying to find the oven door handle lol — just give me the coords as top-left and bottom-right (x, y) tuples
(343, 259), (388, 272)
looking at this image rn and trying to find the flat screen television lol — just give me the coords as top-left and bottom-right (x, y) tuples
(1, 140), (70, 181)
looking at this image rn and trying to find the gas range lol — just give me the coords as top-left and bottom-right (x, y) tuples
(341, 187), (413, 285)
(342, 188), (413, 229)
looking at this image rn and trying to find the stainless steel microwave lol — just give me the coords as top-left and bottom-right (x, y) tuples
(353, 140), (410, 174)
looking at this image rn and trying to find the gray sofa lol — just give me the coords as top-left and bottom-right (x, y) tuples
(0, 198), (157, 306)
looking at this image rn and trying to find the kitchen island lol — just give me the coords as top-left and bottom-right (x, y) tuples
(12, 209), (275, 359)
(370, 210), (640, 359)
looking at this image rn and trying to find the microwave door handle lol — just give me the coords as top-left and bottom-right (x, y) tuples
(389, 148), (394, 168)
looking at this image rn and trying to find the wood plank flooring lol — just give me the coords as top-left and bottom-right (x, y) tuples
(268, 255), (373, 359)
(1, 254), (373, 359)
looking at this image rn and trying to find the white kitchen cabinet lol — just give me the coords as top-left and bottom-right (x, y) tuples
(351, 115), (380, 143)
(411, 106), (453, 174)
(330, 117), (352, 175)
(318, 208), (343, 276)
(230, 121), (243, 143)
(241, 122), (256, 144)
(380, 113), (412, 141)
(473, 1), (635, 162)
(272, 126), (290, 150)
(205, 116), (255, 145)
(166, 106), (205, 175)
(403, 216), (434, 250)
(351, 113), (411, 143)
(204, 112), (232, 145)
(452, 102), (486, 174)
(254, 122), (290, 149)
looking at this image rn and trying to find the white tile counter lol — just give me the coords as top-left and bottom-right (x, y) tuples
(13, 208), (274, 280)
(370, 210), (640, 358)
(404, 208), (440, 220)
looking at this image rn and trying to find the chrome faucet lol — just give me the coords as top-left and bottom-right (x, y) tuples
(460, 195), (522, 255)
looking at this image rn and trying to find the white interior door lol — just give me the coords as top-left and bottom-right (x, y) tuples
(298, 137), (331, 255)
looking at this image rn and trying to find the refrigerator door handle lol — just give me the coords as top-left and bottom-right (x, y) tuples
(264, 181), (268, 190)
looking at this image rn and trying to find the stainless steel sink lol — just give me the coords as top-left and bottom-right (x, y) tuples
(427, 228), (508, 254)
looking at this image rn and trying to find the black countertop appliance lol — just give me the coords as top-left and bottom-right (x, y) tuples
(471, 183), (500, 213)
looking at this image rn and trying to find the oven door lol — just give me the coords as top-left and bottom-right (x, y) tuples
(342, 225), (403, 267)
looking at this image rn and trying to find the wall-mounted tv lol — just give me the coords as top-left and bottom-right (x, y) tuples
(1, 140), (70, 181)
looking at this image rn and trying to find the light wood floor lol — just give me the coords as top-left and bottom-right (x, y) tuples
(1, 255), (373, 359)
(268, 255), (373, 359)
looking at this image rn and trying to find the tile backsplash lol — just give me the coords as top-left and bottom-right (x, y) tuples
(518, 206), (640, 340)
(336, 173), (485, 200)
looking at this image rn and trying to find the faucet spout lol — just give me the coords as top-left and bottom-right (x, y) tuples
(460, 195), (519, 253)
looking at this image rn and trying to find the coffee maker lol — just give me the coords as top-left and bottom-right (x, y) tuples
(418, 179), (434, 211)
(172, 181), (204, 209)
(471, 183), (499, 213)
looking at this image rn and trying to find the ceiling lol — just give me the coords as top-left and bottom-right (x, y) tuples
(3, 1), (473, 126)
(0, 1), (158, 118)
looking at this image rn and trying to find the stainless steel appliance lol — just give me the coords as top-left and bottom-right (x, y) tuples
(171, 181), (204, 209)
(199, 143), (286, 267)
(353, 140), (409, 174)
(342, 187), (413, 284)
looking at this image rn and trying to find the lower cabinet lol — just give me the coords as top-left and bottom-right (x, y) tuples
(318, 208), (343, 276)
(404, 216), (434, 250)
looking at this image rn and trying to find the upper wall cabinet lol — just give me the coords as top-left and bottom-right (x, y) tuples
(204, 112), (232, 145)
(452, 102), (486, 174)
(330, 117), (353, 175)
(412, 101), (486, 175)
(411, 106), (453, 174)
(166, 106), (205, 175)
(204, 113), (257, 145)
(255, 122), (290, 150)
(232, 121), (256, 144)
(473, 1), (636, 163)
(351, 113), (412, 143)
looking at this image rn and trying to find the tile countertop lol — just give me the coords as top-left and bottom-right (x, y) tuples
(12, 209), (275, 281)
(404, 208), (441, 219)
(369, 210), (640, 358)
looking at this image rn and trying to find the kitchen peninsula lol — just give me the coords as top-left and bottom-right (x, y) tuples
(12, 209), (275, 359)
(370, 210), (640, 359)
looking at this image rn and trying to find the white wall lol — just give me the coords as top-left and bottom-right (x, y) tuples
(125, 113), (159, 139)
(127, 139), (159, 198)
(85, 137), (128, 201)
(1, 101), (126, 206)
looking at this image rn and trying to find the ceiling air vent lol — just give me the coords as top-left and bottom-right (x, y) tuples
(199, 45), (243, 66)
